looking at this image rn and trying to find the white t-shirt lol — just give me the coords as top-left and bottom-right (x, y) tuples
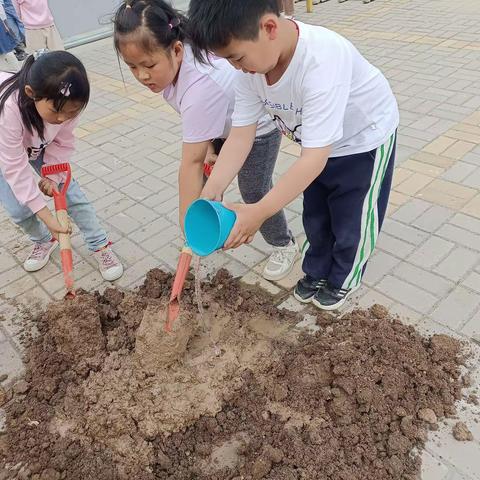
(232, 22), (399, 157)
(163, 45), (274, 144)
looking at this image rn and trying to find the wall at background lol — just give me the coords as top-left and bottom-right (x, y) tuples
(49, 0), (189, 48)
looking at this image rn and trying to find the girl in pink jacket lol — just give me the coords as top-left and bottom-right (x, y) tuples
(0, 50), (123, 281)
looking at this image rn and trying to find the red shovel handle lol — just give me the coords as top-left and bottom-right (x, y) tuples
(165, 247), (193, 332)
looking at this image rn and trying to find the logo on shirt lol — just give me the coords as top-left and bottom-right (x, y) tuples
(27, 143), (49, 161)
(272, 115), (302, 144)
(264, 100), (303, 115)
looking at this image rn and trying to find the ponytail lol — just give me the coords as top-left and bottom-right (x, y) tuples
(114, 0), (190, 54)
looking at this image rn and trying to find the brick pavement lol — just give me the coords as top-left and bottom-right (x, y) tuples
(1, 0), (480, 476)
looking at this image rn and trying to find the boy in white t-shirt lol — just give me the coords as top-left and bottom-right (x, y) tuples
(189, 0), (399, 311)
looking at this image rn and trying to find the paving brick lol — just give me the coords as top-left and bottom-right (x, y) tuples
(431, 286), (480, 330)
(241, 271), (282, 296)
(393, 261), (454, 297)
(401, 159), (444, 177)
(0, 268), (27, 290)
(382, 218), (429, 245)
(109, 212), (142, 235)
(441, 162), (478, 183)
(3, 275), (38, 300)
(391, 198), (432, 223)
(223, 259), (250, 279)
(375, 275), (438, 314)
(123, 203), (159, 225)
(135, 217), (176, 244)
(0, 340), (24, 383)
(0, 248), (18, 273)
(462, 168), (480, 190)
(436, 224), (480, 251)
(226, 244), (266, 269)
(461, 309), (480, 339)
(389, 302), (423, 326)
(395, 173), (434, 196)
(442, 140), (476, 159)
(141, 225), (179, 253)
(114, 255), (162, 289)
(376, 232), (417, 259)
(112, 237), (148, 267)
(463, 271), (480, 294)
(434, 247), (480, 282)
(427, 423), (480, 480)
(362, 250), (401, 286)
(463, 152), (480, 167)
(412, 205), (454, 233)
(421, 451), (449, 480)
(462, 194), (480, 219)
(353, 287), (395, 311)
(420, 179), (477, 210)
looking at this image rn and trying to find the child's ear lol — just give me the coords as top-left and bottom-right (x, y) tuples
(262, 15), (279, 40)
(173, 41), (184, 59)
(24, 85), (35, 99)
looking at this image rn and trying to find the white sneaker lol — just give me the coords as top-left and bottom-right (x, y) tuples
(262, 240), (299, 281)
(23, 240), (58, 272)
(93, 245), (123, 282)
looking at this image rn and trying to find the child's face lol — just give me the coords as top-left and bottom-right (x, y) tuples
(119, 41), (183, 94)
(34, 98), (84, 125)
(214, 16), (281, 75)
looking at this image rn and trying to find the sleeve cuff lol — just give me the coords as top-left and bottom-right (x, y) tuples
(26, 195), (47, 215)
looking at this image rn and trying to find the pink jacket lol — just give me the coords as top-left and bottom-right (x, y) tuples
(0, 73), (78, 214)
(13, 0), (54, 29)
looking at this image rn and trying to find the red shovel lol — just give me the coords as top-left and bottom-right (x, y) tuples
(164, 245), (193, 332)
(41, 163), (75, 298)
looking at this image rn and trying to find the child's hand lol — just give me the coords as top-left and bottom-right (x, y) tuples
(38, 178), (58, 197)
(205, 142), (218, 167)
(201, 181), (224, 202)
(36, 207), (72, 236)
(223, 202), (266, 250)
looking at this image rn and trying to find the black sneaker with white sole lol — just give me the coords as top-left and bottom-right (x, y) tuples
(293, 275), (327, 303)
(312, 283), (360, 311)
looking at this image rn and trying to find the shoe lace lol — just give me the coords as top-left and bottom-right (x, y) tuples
(270, 249), (290, 265)
(30, 243), (48, 260)
(99, 249), (117, 269)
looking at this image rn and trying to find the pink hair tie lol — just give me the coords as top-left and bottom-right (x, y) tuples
(168, 23), (173, 29)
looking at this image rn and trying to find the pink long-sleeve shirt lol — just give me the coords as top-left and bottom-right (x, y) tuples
(13, 0), (54, 29)
(0, 73), (77, 214)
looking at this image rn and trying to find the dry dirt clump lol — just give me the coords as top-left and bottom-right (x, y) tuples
(0, 268), (468, 480)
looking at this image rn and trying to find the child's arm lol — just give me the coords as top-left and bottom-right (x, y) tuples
(0, 105), (69, 235)
(224, 146), (330, 249)
(201, 124), (257, 201)
(178, 140), (209, 229)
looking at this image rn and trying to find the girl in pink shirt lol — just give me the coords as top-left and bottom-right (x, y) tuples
(113, 0), (299, 281)
(0, 50), (123, 280)
(13, 0), (63, 52)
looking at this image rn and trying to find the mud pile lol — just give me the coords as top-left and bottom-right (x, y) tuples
(0, 269), (467, 480)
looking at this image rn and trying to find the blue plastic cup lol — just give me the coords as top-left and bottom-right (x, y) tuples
(185, 199), (237, 256)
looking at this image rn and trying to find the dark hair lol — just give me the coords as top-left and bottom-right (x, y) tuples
(188, 0), (280, 63)
(0, 51), (90, 140)
(113, 0), (190, 54)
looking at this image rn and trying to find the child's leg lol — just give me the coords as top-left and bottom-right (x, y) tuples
(237, 129), (293, 247)
(329, 133), (397, 290)
(64, 180), (108, 251)
(24, 28), (46, 53)
(302, 178), (334, 280)
(46, 25), (64, 51)
(0, 170), (51, 243)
